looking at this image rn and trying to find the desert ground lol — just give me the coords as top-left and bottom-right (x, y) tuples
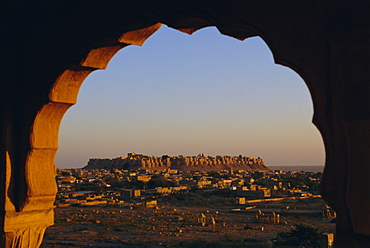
(42, 196), (335, 248)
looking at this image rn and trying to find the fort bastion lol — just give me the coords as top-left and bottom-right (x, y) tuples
(84, 153), (270, 172)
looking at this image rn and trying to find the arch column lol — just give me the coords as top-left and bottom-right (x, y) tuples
(321, 30), (370, 246)
(315, 3), (370, 245)
(0, 20), (161, 246)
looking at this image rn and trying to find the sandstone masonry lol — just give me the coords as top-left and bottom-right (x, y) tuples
(83, 153), (269, 172)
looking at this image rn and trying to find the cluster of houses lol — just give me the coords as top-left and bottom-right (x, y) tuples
(56, 167), (322, 208)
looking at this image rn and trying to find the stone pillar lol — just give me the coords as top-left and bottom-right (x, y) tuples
(2, 144), (56, 248)
(4, 213), (51, 248)
(0, 19), (163, 246)
(316, 8), (370, 244)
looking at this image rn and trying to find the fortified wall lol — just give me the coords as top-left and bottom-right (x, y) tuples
(84, 153), (269, 172)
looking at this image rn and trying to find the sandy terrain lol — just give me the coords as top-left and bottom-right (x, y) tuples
(42, 197), (335, 247)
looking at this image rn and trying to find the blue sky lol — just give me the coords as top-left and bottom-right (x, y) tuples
(55, 25), (325, 169)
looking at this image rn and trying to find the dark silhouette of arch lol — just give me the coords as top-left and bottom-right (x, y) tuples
(1, 1), (369, 247)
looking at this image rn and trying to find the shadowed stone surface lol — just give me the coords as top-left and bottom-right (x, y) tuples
(1, 1), (369, 247)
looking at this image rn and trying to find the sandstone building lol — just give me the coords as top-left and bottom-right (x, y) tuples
(84, 153), (268, 171)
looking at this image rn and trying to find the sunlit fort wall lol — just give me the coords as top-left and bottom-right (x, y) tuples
(84, 153), (266, 171)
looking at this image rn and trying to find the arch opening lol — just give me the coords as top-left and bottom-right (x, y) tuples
(45, 25), (328, 245)
(56, 25), (324, 169)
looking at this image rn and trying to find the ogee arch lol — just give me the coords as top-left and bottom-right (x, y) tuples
(1, 2), (369, 247)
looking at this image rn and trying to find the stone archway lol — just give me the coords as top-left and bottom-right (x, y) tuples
(3, 23), (163, 247)
(2, 1), (369, 247)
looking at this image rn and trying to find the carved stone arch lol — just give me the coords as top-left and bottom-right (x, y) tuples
(20, 17), (329, 245)
(3, 23), (163, 247)
(2, 1), (369, 247)
(25, 22), (163, 209)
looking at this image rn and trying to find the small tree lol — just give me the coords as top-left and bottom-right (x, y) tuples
(274, 223), (326, 248)
(147, 176), (176, 189)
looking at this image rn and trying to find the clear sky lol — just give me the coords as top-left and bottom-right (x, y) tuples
(55, 25), (325, 169)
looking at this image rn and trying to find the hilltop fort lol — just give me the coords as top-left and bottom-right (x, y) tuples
(83, 153), (270, 172)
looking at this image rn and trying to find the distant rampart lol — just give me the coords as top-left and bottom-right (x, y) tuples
(83, 153), (270, 172)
